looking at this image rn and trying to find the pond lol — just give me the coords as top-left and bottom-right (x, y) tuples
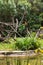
(0, 54), (43, 65)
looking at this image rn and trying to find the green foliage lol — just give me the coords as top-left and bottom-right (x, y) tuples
(0, 0), (43, 36)
(15, 37), (40, 50)
(0, 38), (43, 50)
(37, 38), (43, 48)
(0, 38), (16, 50)
(19, 24), (25, 33)
(0, 1), (16, 22)
(39, 34), (43, 38)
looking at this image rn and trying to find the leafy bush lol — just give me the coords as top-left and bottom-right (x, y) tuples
(39, 34), (43, 38)
(15, 37), (40, 50)
(0, 0), (43, 31)
(0, 2), (16, 22)
(0, 37), (42, 50)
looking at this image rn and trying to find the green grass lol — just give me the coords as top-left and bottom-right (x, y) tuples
(0, 38), (16, 50)
(0, 38), (43, 50)
(38, 38), (43, 48)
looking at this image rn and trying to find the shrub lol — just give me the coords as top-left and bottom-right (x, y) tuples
(39, 34), (43, 38)
(15, 37), (40, 50)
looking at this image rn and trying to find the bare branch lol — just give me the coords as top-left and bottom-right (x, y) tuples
(15, 18), (18, 38)
(11, 16), (15, 27)
(19, 11), (27, 26)
(10, 26), (22, 37)
(0, 22), (15, 26)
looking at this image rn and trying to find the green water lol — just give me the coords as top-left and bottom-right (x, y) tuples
(0, 55), (43, 65)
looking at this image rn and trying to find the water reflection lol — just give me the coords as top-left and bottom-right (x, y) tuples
(0, 55), (43, 65)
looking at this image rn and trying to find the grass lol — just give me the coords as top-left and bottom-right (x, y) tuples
(0, 38), (16, 50)
(38, 38), (43, 48)
(0, 38), (43, 50)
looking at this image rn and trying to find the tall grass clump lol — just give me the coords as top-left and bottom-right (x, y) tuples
(15, 37), (40, 50)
